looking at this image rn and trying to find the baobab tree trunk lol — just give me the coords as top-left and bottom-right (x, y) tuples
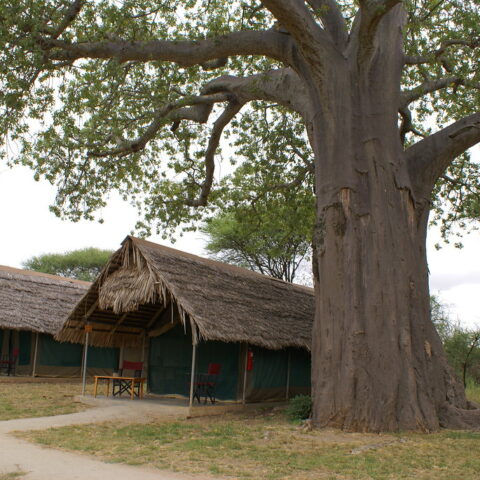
(311, 145), (469, 431)
(308, 5), (480, 432)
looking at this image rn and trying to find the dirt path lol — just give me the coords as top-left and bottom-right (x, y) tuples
(0, 399), (215, 480)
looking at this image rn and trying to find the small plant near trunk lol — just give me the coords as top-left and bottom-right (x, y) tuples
(285, 395), (312, 421)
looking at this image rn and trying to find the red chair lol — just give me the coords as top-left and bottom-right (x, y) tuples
(0, 349), (19, 376)
(113, 361), (144, 398)
(194, 363), (221, 404)
(0, 355), (10, 375)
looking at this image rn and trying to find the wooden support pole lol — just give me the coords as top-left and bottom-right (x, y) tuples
(81, 330), (90, 396)
(286, 350), (291, 401)
(141, 333), (146, 363)
(189, 342), (197, 409)
(143, 333), (150, 394)
(32, 332), (39, 377)
(118, 345), (124, 370)
(242, 343), (249, 406)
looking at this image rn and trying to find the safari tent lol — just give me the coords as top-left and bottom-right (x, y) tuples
(0, 265), (119, 377)
(56, 236), (314, 403)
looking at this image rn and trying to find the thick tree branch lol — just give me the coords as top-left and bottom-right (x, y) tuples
(406, 113), (480, 200)
(41, 30), (291, 67)
(89, 68), (306, 160)
(203, 68), (309, 115)
(306, 0), (348, 48)
(185, 101), (244, 207)
(183, 68), (308, 206)
(88, 93), (232, 158)
(400, 76), (462, 108)
(355, 0), (402, 65)
(261, 0), (338, 63)
(87, 67), (304, 208)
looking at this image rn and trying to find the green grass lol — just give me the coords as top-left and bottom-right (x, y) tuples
(18, 409), (480, 480)
(466, 382), (480, 404)
(0, 381), (90, 421)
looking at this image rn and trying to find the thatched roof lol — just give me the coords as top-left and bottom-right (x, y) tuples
(0, 265), (90, 335)
(56, 236), (315, 350)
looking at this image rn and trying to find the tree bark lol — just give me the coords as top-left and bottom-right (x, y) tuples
(310, 146), (473, 431)
(306, 5), (479, 432)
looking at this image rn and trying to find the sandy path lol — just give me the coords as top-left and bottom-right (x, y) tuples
(0, 400), (213, 480)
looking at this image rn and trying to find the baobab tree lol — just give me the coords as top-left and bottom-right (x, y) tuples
(1, 0), (480, 431)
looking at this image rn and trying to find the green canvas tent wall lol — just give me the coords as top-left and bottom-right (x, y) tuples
(148, 321), (311, 402)
(0, 265), (119, 377)
(57, 236), (314, 402)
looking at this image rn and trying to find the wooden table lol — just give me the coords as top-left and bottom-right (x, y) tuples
(93, 375), (146, 400)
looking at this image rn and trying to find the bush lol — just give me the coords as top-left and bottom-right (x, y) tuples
(286, 395), (312, 421)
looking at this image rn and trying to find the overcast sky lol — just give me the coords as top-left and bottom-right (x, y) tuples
(1, 162), (479, 329)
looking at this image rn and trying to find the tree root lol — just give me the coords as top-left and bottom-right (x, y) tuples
(439, 402), (480, 430)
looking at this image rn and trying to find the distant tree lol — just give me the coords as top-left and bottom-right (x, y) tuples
(430, 295), (454, 343)
(203, 204), (312, 284)
(445, 328), (480, 388)
(431, 295), (480, 387)
(23, 247), (113, 282)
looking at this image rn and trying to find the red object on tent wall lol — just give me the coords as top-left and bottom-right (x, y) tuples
(247, 350), (254, 371)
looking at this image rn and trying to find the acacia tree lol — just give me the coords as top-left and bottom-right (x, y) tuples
(2, 1), (480, 431)
(23, 247), (113, 281)
(203, 194), (313, 283)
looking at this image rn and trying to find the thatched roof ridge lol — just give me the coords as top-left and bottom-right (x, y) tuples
(0, 265), (90, 334)
(57, 236), (314, 350)
(133, 237), (314, 294)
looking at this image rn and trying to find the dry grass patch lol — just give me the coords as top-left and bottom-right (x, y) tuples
(0, 380), (91, 421)
(466, 383), (480, 404)
(0, 472), (25, 480)
(18, 408), (480, 480)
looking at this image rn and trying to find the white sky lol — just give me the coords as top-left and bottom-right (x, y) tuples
(0, 163), (479, 329)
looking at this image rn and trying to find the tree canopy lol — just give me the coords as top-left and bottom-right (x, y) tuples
(23, 247), (113, 281)
(1, 1), (478, 238)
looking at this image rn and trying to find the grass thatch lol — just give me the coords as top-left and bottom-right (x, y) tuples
(0, 265), (90, 335)
(56, 236), (314, 350)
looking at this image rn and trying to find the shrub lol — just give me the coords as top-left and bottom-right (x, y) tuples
(286, 395), (312, 421)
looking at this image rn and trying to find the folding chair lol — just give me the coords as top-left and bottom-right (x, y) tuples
(0, 355), (10, 375)
(112, 361), (144, 398)
(194, 363), (221, 404)
(0, 349), (19, 376)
